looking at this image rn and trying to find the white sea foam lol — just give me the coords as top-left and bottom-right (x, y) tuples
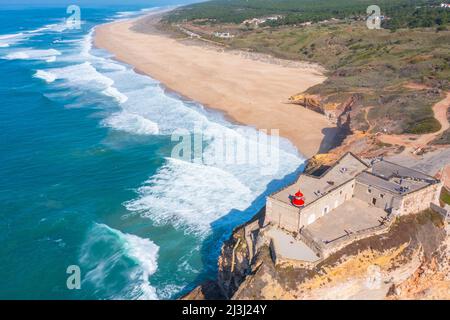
(0, 32), (26, 47)
(42, 22), (70, 33)
(80, 223), (159, 300)
(0, 21), (70, 48)
(102, 86), (129, 103)
(115, 11), (136, 18)
(102, 112), (159, 135)
(34, 70), (57, 83)
(99, 60), (127, 71)
(40, 61), (135, 105)
(63, 61), (113, 87)
(80, 30), (94, 58)
(45, 56), (56, 62)
(4, 49), (61, 61)
(125, 157), (255, 236)
(114, 7), (160, 19)
(41, 61), (115, 88)
(28, 21), (70, 34)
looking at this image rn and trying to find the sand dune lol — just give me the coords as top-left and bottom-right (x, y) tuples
(95, 14), (334, 158)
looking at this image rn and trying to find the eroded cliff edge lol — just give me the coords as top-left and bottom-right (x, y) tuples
(183, 209), (449, 300)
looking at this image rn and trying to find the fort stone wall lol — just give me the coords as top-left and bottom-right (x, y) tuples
(266, 198), (299, 233)
(354, 181), (402, 212)
(299, 179), (355, 228)
(399, 182), (442, 215)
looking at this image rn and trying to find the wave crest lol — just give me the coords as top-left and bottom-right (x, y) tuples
(79, 223), (159, 300)
(102, 112), (159, 135)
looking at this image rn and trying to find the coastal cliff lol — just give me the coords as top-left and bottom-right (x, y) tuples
(183, 209), (449, 300)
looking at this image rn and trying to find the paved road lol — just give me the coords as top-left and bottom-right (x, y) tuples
(387, 147), (450, 177)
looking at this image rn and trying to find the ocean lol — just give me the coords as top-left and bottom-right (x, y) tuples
(0, 4), (305, 299)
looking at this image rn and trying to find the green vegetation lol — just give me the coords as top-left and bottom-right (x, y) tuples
(441, 187), (450, 205)
(165, 0), (448, 30)
(406, 117), (442, 134)
(385, 5), (449, 30)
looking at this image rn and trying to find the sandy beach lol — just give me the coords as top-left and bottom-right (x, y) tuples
(94, 13), (335, 158)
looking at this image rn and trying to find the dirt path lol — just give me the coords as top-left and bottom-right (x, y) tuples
(378, 92), (450, 154)
(403, 83), (432, 91)
(364, 106), (374, 132)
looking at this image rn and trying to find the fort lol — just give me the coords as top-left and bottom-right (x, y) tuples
(264, 152), (443, 265)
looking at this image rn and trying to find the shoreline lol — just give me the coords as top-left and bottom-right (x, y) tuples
(94, 12), (336, 158)
(92, 8), (450, 302)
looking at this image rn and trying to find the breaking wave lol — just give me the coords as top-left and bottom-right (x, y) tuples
(113, 7), (162, 20)
(34, 70), (57, 83)
(102, 86), (129, 104)
(4, 49), (61, 62)
(102, 112), (159, 135)
(125, 157), (254, 235)
(0, 32), (27, 48)
(79, 223), (159, 300)
(0, 21), (70, 48)
(40, 61), (114, 87)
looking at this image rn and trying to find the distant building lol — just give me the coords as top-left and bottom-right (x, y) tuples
(213, 32), (234, 39)
(441, 3), (450, 8)
(242, 15), (283, 27)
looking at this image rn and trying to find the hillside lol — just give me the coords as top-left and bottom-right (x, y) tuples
(183, 210), (450, 300)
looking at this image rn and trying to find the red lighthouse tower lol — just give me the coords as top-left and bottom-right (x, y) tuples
(291, 190), (305, 207)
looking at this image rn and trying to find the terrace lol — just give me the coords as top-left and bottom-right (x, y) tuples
(305, 198), (389, 247)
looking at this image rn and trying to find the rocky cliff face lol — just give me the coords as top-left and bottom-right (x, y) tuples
(183, 210), (449, 300)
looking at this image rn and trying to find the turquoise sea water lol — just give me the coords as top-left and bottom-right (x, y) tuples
(0, 4), (305, 299)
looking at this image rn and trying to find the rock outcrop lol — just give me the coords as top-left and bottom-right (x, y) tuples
(184, 209), (449, 300)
